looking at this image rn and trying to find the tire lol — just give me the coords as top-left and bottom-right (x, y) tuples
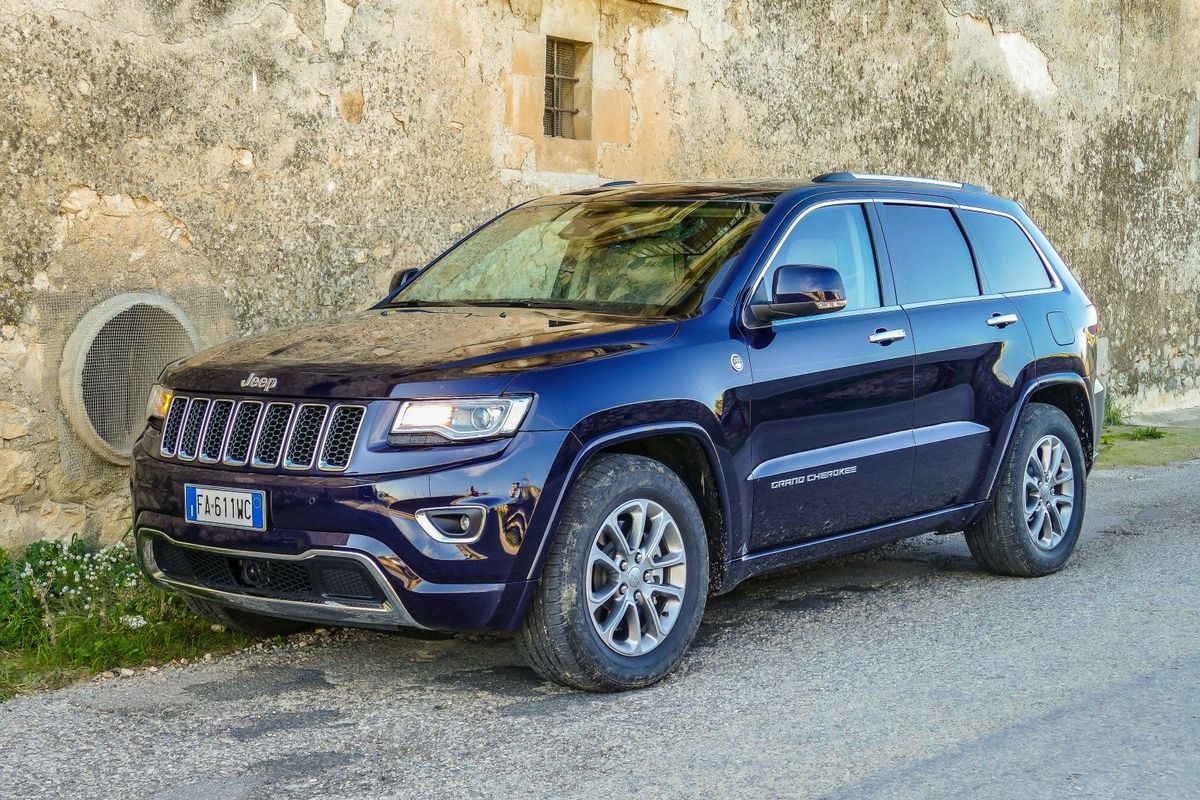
(179, 593), (311, 638)
(965, 402), (1087, 577)
(520, 453), (709, 691)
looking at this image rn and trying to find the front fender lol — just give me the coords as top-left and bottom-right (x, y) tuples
(515, 400), (747, 590)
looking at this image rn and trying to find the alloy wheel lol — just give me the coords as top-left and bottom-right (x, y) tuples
(1023, 434), (1075, 551)
(586, 498), (688, 656)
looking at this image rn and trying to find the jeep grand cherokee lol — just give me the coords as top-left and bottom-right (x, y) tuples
(132, 173), (1104, 691)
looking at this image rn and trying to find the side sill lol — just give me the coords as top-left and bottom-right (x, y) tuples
(721, 502), (987, 590)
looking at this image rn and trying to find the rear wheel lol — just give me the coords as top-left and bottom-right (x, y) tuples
(965, 402), (1087, 577)
(179, 593), (311, 637)
(520, 454), (708, 691)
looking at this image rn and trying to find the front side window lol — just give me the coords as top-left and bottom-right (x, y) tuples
(394, 200), (769, 318)
(755, 204), (881, 312)
(961, 210), (1052, 293)
(878, 204), (980, 304)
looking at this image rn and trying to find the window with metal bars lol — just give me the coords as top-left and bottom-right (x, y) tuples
(544, 38), (579, 138)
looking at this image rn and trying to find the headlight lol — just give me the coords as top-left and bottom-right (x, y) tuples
(146, 384), (173, 421)
(390, 396), (532, 443)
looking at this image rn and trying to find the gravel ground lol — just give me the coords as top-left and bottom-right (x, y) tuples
(2, 460), (1198, 799)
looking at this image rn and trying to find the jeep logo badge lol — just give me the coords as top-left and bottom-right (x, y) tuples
(240, 373), (278, 392)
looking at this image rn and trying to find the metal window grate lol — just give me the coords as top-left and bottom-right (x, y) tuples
(543, 38), (579, 138)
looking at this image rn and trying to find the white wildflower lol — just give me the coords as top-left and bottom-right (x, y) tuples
(120, 615), (148, 629)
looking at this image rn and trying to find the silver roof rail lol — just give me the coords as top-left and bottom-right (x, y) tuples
(812, 172), (988, 193)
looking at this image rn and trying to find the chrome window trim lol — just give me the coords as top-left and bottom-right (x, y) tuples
(317, 404), (367, 473)
(741, 195), (1067, 327)
(758, 303), (906, 331)
(957, 204), (1063, 291)
(283, 403), (330, 471)
(221, 399), (263, 467)
(251, 401), (296, 469)
(742, 197), (882, 330)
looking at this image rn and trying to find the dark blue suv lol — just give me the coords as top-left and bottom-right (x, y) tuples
(133, 173), (1104, 690)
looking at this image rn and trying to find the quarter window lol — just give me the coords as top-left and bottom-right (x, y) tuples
(758, 204), (881, 312)
(961, 210), (1052, 293)
(878, 204), (979, 304)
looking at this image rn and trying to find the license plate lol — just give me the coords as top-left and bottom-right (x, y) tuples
(184, 484), (266, 531)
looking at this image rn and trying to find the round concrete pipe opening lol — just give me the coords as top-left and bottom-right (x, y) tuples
(59, 292), (200, 464)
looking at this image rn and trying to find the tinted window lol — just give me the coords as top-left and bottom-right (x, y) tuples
(878, 204), (979, 304)
(758, 204), (881, 311)
(962, 210), (1052, 293)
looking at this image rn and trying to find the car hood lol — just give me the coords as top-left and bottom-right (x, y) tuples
(162, 306), (679, 399)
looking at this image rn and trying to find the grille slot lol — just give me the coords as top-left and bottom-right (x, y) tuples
(198, 399), (235, 463)
(160, 396), (189, 456)
(158, 395), (363, 472)
(320, 405), (365, 471)
(176, 398), (209, 461)
(223, 401), (262, 466)
(252, 402), (294, 468)
(151, 538), (386, 605)
(284, 404), (328, 470)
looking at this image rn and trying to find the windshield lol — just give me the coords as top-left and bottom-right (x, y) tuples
(392, 200), (769, 317)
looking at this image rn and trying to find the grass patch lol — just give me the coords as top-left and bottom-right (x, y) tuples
(0, 536), (247, 701)
(1103, 397), (1126, 427)
(1097, 424), (1200, 468)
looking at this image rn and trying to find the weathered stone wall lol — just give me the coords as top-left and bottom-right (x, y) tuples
(1, 0), (1198, 546)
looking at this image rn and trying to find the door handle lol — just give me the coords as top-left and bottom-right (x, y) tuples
(986, 313), (1019, 328)
(868, 328), (907, 345)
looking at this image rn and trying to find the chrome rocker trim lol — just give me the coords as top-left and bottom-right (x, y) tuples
(136, 528), (426, 630)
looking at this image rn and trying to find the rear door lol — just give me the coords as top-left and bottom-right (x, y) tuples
(875, 198), (1035, 511)
(744, 200), (915, 553)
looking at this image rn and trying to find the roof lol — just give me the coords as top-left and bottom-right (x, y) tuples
(545, 173), (997, 206)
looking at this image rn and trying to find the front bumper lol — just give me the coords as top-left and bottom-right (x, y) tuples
(138, 527), (427, 629)
(132, 427), (578, 630)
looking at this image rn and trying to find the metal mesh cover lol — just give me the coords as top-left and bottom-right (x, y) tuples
(62, 295), (198, 463)
(285, 404), (327, 470)
(320, 406), (365, 470)
(252, 402), (293, 467)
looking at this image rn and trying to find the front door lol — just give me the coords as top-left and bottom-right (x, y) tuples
(744, 201), (915, 553)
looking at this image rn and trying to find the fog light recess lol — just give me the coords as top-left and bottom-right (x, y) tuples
(416, 506), (488, 543)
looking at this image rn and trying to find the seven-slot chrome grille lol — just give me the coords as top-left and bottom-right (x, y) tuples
(159, 395), (366, 472)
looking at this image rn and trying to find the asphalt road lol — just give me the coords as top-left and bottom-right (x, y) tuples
(2, 460), (1198, 800)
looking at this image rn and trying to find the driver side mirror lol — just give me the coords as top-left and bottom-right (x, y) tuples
(750, 264), (847, 322)
(389, 267), (420, 294)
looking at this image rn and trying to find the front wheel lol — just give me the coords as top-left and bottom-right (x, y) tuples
(965, 402), (1087, 577)
(520, 454), (708, 691)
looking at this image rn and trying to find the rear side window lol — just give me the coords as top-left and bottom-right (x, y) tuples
(961, 210), (1052, 293)
(878, 204), (979, 304)
(758, 204), (881, 312)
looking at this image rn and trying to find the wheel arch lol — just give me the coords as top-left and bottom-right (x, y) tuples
(982, 373), (1095, 500)
(525, 420), (739, 595)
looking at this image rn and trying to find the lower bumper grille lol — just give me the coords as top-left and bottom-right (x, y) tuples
(151, 537), (384, 606)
